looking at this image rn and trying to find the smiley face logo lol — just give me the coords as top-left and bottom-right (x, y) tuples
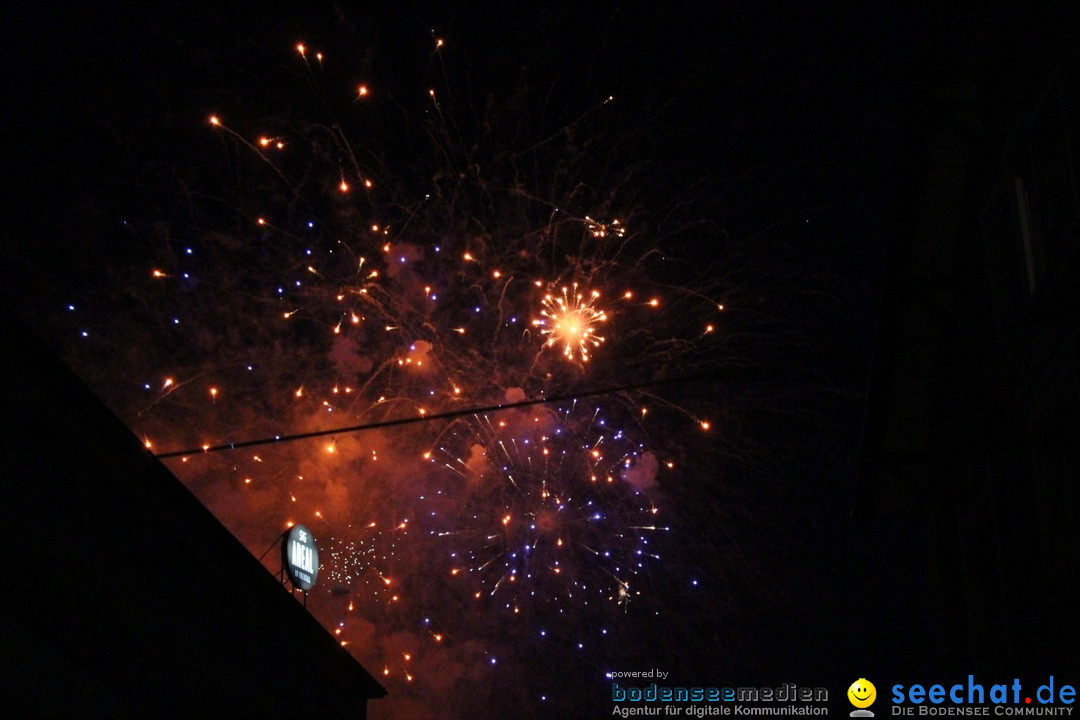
(848, 678), (876, 709)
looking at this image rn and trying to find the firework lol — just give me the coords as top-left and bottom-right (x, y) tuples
(533, 284), (608, 363)
(114, 35), (721, 652)
(426, 402), (666, 616)
(34, 26), (730, 717)
(323, 521), (401, 603)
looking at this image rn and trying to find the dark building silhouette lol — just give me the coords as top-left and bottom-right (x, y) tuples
(858, 2), (1080, 676)
(0, 318), (386, 717)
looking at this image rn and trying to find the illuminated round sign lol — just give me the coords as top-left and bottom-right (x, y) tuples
(282, 524), (319, 591)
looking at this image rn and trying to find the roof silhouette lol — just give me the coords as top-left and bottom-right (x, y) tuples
(0, 317), (386, 718)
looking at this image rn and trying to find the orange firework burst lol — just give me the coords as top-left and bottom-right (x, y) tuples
(533, 284), (607, 363)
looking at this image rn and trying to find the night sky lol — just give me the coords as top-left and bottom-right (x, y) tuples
(5, 2), (931, 718)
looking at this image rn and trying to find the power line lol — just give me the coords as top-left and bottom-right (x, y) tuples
(154, 372), (717, 459)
